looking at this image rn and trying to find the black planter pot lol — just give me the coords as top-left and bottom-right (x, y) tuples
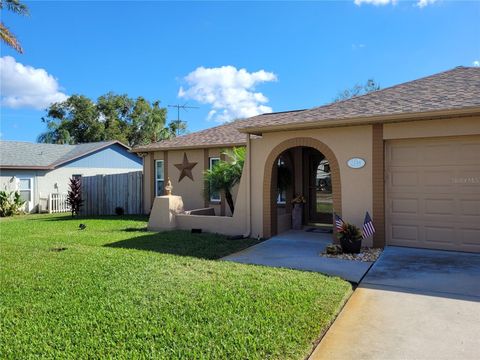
(340, 237), (362, 254)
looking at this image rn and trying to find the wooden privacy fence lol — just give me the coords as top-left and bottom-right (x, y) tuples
(80, 171), (143, 216)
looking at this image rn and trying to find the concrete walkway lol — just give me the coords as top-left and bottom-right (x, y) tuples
(311, 247), (480, 360)
(222, 230), (372, 283)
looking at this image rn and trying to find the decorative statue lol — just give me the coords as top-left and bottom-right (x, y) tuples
(164, 177), (173, 195)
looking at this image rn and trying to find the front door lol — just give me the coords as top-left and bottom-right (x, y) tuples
(308, 153), (333, 225)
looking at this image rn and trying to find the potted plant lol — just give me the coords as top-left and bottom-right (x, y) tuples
(337, 222), (362, 254)
(291, 195), (305, 230)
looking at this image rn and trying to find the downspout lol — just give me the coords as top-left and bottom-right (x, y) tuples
(243, 133), (252, 238)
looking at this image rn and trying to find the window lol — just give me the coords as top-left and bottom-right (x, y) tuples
(18, 178), (32, 203)
(155, 160), (164, 196)
(209, 157), (221, 202)
(277, 157), (287, 204)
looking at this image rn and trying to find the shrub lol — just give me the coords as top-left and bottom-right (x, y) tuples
(67, 178), (83, 217)
(336, 222), (362, 254)
(336, 222), (362, 242)
(0, 191), (25, 217)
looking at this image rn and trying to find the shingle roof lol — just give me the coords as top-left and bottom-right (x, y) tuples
(237, 66), (480, 132)
(133, 120), (249, 152)
(134, 66), (480, 152)
(0, 140), (128, 169)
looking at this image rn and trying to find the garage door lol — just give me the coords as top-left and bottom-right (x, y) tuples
(385, 136), (480, 253)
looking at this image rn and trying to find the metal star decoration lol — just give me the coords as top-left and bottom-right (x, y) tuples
(174, 153), (198, 182)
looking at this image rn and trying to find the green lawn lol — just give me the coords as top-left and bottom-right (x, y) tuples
(0, 214), (352, 359)
(316, 202), (333, 214)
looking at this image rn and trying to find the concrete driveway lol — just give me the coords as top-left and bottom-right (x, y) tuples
(311, 246), (480, 360)
(222, 230), (372, 283)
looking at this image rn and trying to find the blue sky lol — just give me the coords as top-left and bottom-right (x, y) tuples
(1, 0), (479, 142)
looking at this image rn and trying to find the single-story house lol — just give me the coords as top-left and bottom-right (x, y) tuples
(134, 66), (480, 253)
(0, 140), (142, 212)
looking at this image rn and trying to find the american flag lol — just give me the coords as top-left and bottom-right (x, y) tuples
(334, 213), (345, 232)
(362, 212), (375, 239)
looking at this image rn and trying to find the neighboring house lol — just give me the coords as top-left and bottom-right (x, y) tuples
(135, 66), (480, 253)
(0, 141), (142, 213)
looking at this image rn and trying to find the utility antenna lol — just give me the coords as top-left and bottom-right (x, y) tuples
(168, 103), (198, 136)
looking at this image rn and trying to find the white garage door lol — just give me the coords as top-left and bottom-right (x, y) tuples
(385, 136), (480, 253)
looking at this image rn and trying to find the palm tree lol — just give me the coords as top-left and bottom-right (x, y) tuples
(0, 0), (29, 53)
(204, 147), (245, 214)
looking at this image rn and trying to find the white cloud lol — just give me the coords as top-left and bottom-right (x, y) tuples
(416, 0), (437, 7)
(0, 56), (68, 109)
(354, 0), (397, 6)
(354, 0), (437, 7)
(473, 60), (480, 67)
(178, 65), (277, 122)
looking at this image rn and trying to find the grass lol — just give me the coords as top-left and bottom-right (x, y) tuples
(315, 193), (333, 214)
(316, 202), (333, 214)
(0, 214), (352, 359)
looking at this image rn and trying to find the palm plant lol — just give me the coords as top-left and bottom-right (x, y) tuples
(0, 0), (29, 53)
(203, 147), (245, 214)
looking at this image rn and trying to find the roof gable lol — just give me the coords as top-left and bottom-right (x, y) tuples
(238, 66), (480, 132)
(0, 141), (134, 169)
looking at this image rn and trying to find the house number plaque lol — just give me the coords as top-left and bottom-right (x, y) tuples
(347, 158), (366, 169)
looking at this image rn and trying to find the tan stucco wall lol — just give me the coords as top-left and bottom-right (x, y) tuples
(250, 115), (480, 241)
(143, 146), (238, 215)
(141, 113), (480, 242)
(175, 161), (248, 236)
(249, 126), (374, 242)
(383, 115), (480, 140)
(148, 195), (184, 231)
(166, 149), (204, 211)
(146, 146), (249, 236)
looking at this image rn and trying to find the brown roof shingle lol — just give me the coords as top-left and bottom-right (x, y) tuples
(134, 120), (248, 152)
(237, 66), (480, 132)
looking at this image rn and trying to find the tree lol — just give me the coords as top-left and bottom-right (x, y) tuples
(96, 92), (132, 145)
(38, 92), (178, 147)
(333, 79), (380, 102)
(168, 119), (188, 137)
(38, 95), (102, 144)
(67, 177), (83, 217)
(203, 147), (245, 214)
(0, 0), (29, 53)
(129, 97), (168, 145)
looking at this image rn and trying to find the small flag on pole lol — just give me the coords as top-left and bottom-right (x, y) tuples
(334, 213), (345, 232)
(362, 211), (375, 239)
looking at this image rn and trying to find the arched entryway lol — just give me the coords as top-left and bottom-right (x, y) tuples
(263, 137), (342, 238)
